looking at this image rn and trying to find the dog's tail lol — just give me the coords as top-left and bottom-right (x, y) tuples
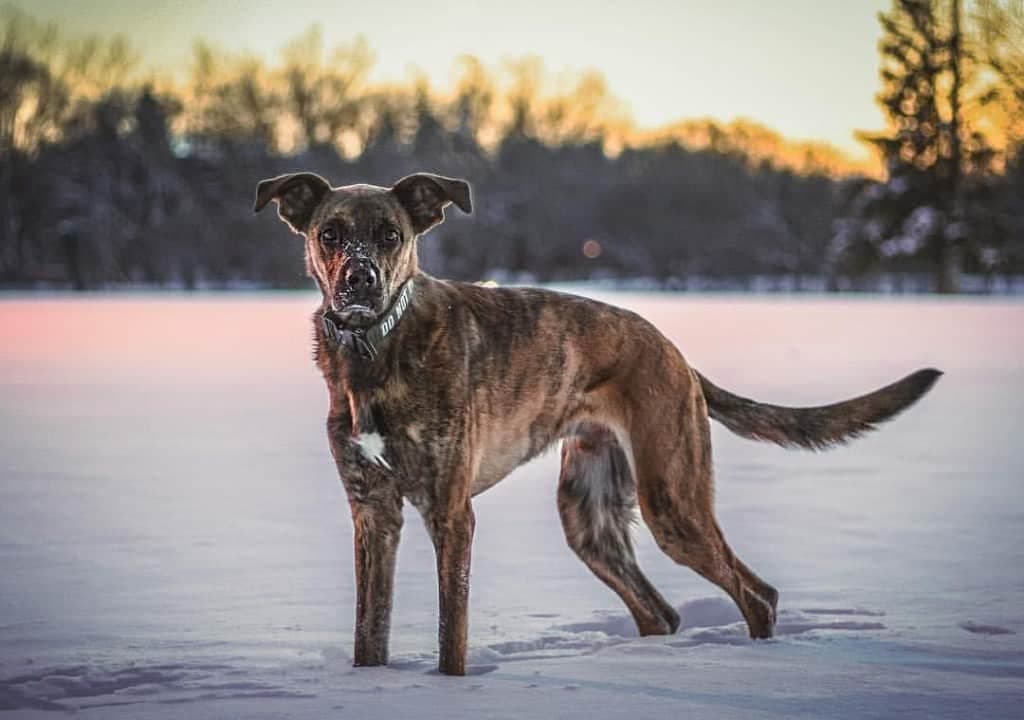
(695, 368), (941, 450)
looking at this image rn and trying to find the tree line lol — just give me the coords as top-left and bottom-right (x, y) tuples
(1, 1), (1021, 292)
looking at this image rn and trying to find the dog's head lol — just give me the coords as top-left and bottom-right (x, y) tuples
(254, 172), (471, 327)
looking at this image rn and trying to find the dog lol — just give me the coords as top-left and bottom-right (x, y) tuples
(254, 171), (941, 675)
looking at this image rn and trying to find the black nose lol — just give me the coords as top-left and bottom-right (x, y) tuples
(344, 261), (378, 291)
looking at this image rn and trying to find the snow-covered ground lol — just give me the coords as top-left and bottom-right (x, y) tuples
(1, 292), (1022, 718)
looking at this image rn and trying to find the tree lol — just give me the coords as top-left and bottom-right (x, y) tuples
(279, 27), (372, 153)
(973, 1), (1024, 285)
(974, 0), (1024, 144)
(832, 0), (995, 292)
(186, 43), (280, 154)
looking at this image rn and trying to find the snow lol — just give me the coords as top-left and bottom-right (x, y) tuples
(1, 292), (1022, 718)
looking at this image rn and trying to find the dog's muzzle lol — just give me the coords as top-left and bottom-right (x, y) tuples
(331, 258), (382, 326)
(343, 258), (379, 293)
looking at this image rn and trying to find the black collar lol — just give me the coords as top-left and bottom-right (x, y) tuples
(321, 279), (416, 361)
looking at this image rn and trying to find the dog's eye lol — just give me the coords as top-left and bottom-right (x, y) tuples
(320, 226), (339, 245)
(383, 228), (401, 246)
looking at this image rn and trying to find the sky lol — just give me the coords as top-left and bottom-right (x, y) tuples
(15, 0), (891, 160)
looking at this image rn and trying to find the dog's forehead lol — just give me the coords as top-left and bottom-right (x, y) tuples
(314, 185), (402, 227)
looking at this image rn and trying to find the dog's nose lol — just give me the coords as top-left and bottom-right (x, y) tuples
(344, 261), (378, 291)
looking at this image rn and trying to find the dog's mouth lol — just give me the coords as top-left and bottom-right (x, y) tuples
(327, 283), (391, 328)
(327, 303), (379, 329)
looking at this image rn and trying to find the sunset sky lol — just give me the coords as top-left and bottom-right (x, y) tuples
(17, 0), (890, 160)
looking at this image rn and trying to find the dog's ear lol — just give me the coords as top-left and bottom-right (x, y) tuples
(253, 172), (332, 235)
(391, 173), (472, 235)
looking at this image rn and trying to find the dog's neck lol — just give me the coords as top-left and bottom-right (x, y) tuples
(320, 278), (416, 362)
(316, 274), (429, 403)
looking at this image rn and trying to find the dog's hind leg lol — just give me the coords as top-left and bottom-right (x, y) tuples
(630, 382), (779, 639)
(558, 422), (680, 636)
(649, 511), (778, 639)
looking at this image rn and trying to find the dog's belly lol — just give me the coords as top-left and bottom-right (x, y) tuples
(471, 392), (593, 497)
(472, 436), (533, 496)
(472, 412), (579, 496)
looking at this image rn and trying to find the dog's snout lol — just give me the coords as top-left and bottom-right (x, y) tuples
(343, 260), (378, 291)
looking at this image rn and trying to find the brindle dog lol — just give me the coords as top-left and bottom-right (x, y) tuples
(254, 171), (941, 675)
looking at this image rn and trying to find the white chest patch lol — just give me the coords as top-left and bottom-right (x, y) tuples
(353, 433), (392, 470)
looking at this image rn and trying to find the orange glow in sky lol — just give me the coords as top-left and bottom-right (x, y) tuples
(17, 0), (890, 161)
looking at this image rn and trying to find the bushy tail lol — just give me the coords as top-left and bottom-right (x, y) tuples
(696, 368), (942, 450)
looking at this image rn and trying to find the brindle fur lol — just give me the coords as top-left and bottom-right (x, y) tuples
(254, 170), (941, 675)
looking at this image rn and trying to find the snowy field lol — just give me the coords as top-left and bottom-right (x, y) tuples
(1, 292), (1022, 718)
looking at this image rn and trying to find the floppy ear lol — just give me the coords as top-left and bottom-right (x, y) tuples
(253, 172), (332, 234)
(391, 173), (472, 235)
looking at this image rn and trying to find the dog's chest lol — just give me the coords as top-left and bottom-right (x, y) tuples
(338, 390), (452, 492)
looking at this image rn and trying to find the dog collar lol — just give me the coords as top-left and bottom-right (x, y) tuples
(321, 278), (416, 361)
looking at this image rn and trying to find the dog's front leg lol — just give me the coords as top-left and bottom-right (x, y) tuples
(349, 493), (403, 666)
(429, 500), (475, 676)
(328, 413), (403, 667)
